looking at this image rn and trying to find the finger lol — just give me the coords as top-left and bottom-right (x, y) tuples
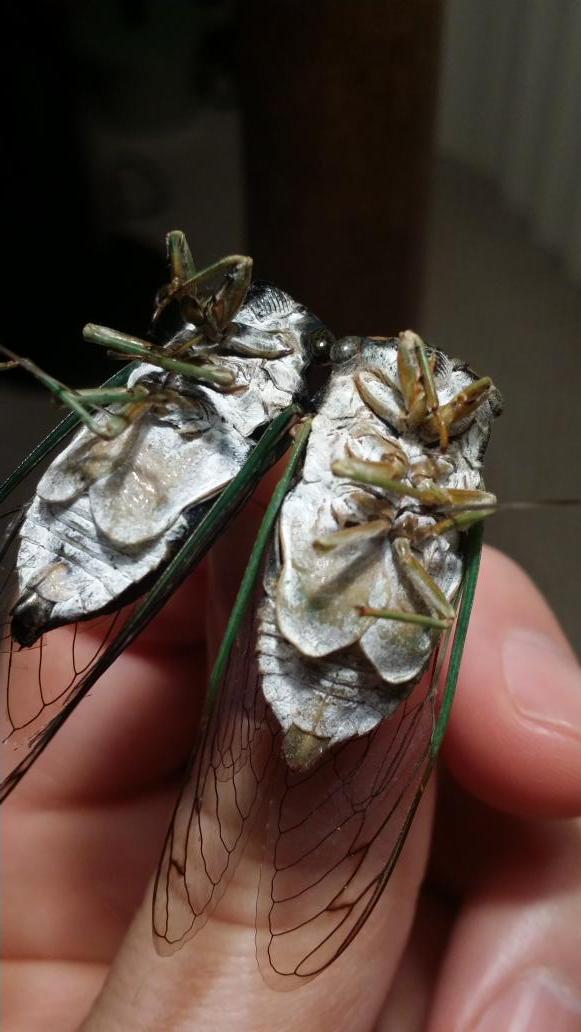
(4, 785), (174, 961)
(376, 888), (455, 1030)
(443, 547), (581, 818)
(428, 817), (581, 1031)
(83, 783), (435, 1032)
(4, 959), (106, 1032)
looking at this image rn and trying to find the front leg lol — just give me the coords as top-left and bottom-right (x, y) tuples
(153, 230), (253, 341)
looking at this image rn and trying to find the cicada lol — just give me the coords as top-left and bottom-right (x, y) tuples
(151, 329), (501, 987)
(0, 231), (333, 799)
(1, 230), (501, 988)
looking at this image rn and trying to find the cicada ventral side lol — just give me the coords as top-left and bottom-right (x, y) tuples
(152, 330), (502, 988)
(0, 230), (333, 800)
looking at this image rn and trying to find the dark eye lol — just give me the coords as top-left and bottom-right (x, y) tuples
(330, 336), (361, 364)
(305, 326), (335, 362)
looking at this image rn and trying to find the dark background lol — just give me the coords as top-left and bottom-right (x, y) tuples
(1, 0), (579, 648)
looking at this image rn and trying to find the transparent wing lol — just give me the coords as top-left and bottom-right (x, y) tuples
(255, 526), (482, 988)
(151, 620), (447, 979)
(0, 501), (138, 798)
(0, 407), (298, 803)
(153, 595), (279, 952)
(255, 654), (442, 988)
(152, 418), (313, 953)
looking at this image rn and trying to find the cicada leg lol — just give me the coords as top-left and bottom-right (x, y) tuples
(422, 376), (493, 445)
(392, 537), (456, 620)
(357, 606), (452, 631)
(314, 518), (391, 551)
(167, 228), (196, 283)
(82, 325), (237, 390)
(332, 455), (497, 512)
(222, 325), (294, 359)
(151, 228), (196, 322)
(0, 346), (135, 439)
(354, 369), (407, 432)
(397, 330), (433, 426)
(358, 536), (456, 631)
(153, 229), (253, 342)
(397, 331), (495, 452)
(356, 331), (496, 453)
(413, 506), (497, 539)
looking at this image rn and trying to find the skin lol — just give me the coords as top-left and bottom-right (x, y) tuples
(3, 474), (581, 1031)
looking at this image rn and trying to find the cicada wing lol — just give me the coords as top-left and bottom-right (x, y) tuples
(0, 500), (138, 799)
(152, 419), (313, 954)
(153, 592), (279, 953)
(0, 407), (299, 803)
(254, 524), (484, 989)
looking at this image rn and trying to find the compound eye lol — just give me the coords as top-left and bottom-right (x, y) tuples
(305, 326), (335, 362)
(330, 336), (361, 364)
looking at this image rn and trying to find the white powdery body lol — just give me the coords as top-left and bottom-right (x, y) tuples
(257, 592), (404, 746)
(14, 295), (312, 637)
(258, 338), (498, 747)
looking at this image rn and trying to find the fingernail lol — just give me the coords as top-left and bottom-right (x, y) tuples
(503, 630), (581, 741)
(472, 970), (581, 1031)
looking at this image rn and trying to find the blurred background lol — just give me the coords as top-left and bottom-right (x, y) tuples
(1, 0), (579, 648)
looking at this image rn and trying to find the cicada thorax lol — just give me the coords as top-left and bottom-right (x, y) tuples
(8, 278), (332, 649)
(258, 333), (502, 770)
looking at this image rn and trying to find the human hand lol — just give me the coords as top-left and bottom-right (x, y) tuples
(4, 489), (581, 1031)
